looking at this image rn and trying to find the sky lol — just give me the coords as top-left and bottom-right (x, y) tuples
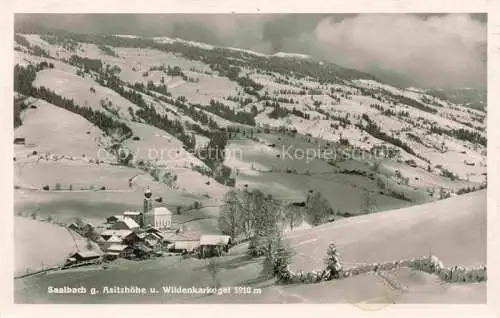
(15, 13), (487, 90)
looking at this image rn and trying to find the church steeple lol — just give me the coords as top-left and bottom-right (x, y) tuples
(141, 186), (153, 227)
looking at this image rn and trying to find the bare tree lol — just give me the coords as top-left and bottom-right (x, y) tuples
(283, 204), (304, 231)
(218, 189), (243, 239)
(306, 191), (332, 225)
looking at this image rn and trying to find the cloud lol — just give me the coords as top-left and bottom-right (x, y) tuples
(309, 14), (486, 89)
(15, 13), (486, 89)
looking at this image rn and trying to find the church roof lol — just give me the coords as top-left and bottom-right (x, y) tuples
(123, 211), (141, 216)
(148, 207), (172, 215)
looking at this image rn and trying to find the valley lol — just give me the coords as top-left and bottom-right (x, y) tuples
(13, 31), (487, 304)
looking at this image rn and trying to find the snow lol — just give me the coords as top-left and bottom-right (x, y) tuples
(273, 52), (311, 59)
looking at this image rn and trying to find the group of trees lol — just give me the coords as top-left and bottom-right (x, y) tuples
(305, 191), (335, 225)
(68, 55), (103, 73)
(98, 44), (118, 57)
(198, 99), (256, 126)
(14, 96), (29, 128)
(218, 189), (286, 257)
(357, 114), (417, 156)
(267, 103), (289, 119)
(430, 126), (486, 147)
(218, 188), (335, 246)
(135, 104), (196, 150)
(14, 34), (31, 48)
(267, 103), (312, 120)
(40, 34), (79, 52)
(226, 95), (254, 107)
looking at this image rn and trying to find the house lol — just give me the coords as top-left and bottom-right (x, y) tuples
(103, 235), (123, 249)
(144, 207), (172, 229)
(65, 251), (101, 266)
(142, 232), (163, 249)
(68, 223), (80, 232)
(109, 217), (140, 231)
(199, 235), (231, 258)
(104, 244), (134, 260)
(171, 240), (200, 253)
(14, 137), (25, 145)
(123, 211), (142, 224)
(163, 232), (200, 253)
(106, 244), (134, 258)
(100, 229), (139, 246)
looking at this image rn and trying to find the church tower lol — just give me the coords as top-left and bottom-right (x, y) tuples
(141, 186), (153, 227)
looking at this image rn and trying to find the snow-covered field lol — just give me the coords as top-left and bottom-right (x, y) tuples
(15, 217), (101, 276)
(33, 69), (141, 120)
(287, 190), (486, 272)
(14, 98), (109, 159)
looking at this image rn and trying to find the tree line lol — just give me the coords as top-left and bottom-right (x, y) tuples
(430, 125), (486, 147)
(219, 188), (335, 250)
(356, 114), (417, 156)
(199, 99), (256, 126)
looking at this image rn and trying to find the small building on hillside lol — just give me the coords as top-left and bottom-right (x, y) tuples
(68, 223), (80, 232)
(65, 251), (102, 266)
(144, 207), (172, 229)
(14, 137), (26, 145)
(199, 235), (231, 258)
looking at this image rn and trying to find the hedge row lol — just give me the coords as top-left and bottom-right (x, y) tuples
(276, 255), (486, 285)
(407, 256), (487, 283)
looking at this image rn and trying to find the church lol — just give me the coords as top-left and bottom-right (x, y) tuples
(141, 187), (172, 230)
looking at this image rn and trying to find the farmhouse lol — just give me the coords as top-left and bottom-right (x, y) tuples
(163, 232), (200, 253)
(100, 229), (139, 246)
(14, 137), (26, 145)
(103, 235), (123, 249)
(106, 244), (134, 259)
(65, 251), (101, 266)
(138, 231), (164, 250)
(199, 235), (231, 258)
(109, 217), (140, 231)
(68, 223), (80, 232)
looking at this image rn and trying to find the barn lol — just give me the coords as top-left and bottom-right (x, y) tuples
(199, 235), (231, 258)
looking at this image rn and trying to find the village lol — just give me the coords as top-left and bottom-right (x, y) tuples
(63, 187), (231, 269)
